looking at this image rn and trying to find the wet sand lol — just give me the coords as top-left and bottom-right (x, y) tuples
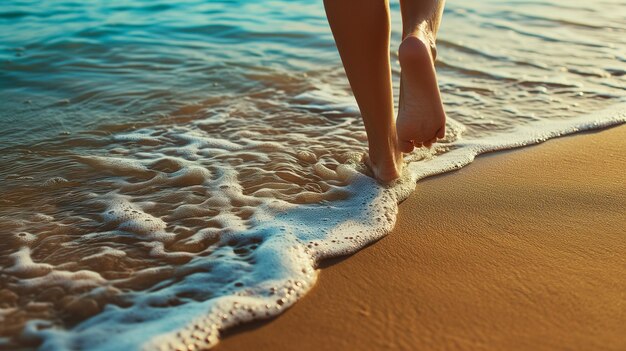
(217, 125), (626, 351)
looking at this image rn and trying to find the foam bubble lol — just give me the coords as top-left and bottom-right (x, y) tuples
(5, 247), (54, 278)
(102, 197), (175, 242)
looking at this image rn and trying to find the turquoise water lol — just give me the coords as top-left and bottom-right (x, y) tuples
(0, 0), (625, 350)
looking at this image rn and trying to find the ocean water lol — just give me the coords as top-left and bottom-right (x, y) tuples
(0, 0), (624, 349)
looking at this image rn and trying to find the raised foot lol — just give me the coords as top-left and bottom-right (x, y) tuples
(396, 35), (446, 152)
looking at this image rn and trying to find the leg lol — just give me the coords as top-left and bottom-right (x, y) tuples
(396, 0), (446, 151)
(324, 0), (402, 182)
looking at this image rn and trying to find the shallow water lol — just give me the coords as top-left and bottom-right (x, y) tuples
(0, 0), (624, 349)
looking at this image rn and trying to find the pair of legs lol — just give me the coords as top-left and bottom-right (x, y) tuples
(324, 0), (446, 182)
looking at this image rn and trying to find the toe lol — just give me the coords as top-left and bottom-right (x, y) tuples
(436, 126), (446, 139)
(399, 140), (414, 153)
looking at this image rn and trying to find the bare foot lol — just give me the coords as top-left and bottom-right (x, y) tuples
(366, 152), (402, 184)
(363, 124), (403, 184)
(365, 134), (403, 184)
(396, 35), (446, 152)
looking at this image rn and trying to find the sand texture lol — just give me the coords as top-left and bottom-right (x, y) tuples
(217, 125), (626, 351)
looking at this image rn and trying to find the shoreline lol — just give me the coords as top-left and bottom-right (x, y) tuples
(216, 125), (626, 350)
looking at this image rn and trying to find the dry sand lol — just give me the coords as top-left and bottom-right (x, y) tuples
(217, 125), (626, 351)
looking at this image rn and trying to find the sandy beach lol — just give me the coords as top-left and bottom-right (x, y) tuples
(217, 125), (626, 351)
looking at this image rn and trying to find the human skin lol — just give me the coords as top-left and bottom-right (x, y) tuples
(324, 0), (446, 182)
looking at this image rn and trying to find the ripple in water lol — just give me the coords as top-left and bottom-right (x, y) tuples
(0, 0), (625, 349)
